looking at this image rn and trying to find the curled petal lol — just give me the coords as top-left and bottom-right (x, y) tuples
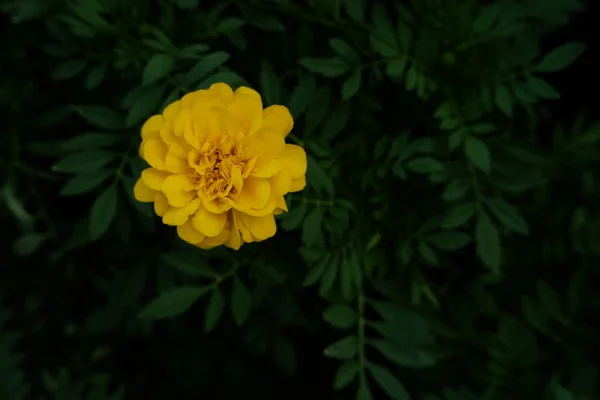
(233, 176), (270, 210)
(154, 193), (169, 216)
(229, 87), (263, 136)
(142, 139), (168, 170)
(196, 226), (230, 250)
(142, 115), (164, 140)
(261, 105), (293, 138)
(163, 100), (181, 120)
(141, 168), (169, 190)
(209, 82), (234, 102)
(289, 176), (306, 193)
(268, 168), (292, 196)
(162, 198), (201, 226)
(191, 206), (228, 237)
(279, 144), (307, 179)
(241, 213), (277, 241)
(133, 178), (156, 202)
(162, 175), (195, 207)
(177, 221), (205, 244)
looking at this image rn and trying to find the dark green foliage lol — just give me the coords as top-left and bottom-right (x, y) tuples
(1, 0), (599, 399)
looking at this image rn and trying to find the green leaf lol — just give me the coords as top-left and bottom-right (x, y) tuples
(142, 54), (174, 85)
(61, 133), (119, 150)
(553, 385), (575, 400)
(329, 38), (360, 64)
(307, 155), (335, 196)
(484, 197), (529, 235)
(333, 361), (359, 390)
(196, 70), (244, 90)
(53, 151), (117, 173)
(280, 202), (307, 231)
(526, 76), (560, 99)
(185, 51), (230, 84)
(212, 17), (246, 34)
(357, 377), (374, 400)
(418, 242), (438, 265)
(323, 305), (357, 329)
(302, 207), (323, 246)
(13, 233), (49, 257)
(367, 362), (411, 400)
(273, 336), (296, 375)
(231, 277), (252, 326)
(138, 286), (206, 319)
(60, 170), (112, 196)
(341, 71), (362, 100)
(536, 42), (586, 73)
(323, 336), (358, 360)
(475, 211), (502, 273)
(406, 157), (444, 174)
(298, 57), (350, 77)
(84, 62), (108, 90)
(204, 288), (224, 332)
(302, 256), (328, 287)
(125, 84), (166, 127)
(494, 83), (512, 116)
(237, 3), (284, 31)
(321, 101), (350, 140)
(442, 203), (477, 229)
(289, 74), (316, 118)
(74, 106), (124, 130)
(260, 61), (282, 106)
(536, 281), (565, 323)
(161, 252), (214, 277)
(371, 339), (436, 368)
(386, 59), (407, 77)
(89, 183), (118, 240)
(52, 59), (87, 80)
(344, 0), (365, 21)
(464, 136), (491, 174)
(427, 231), (471, 250)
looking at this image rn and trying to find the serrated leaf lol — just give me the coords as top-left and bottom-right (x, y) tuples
(60, 170), (112, 196)
(341, 70), (362, 100)
(406, 157), (444, 174)
(289, 74), (316, 118)
(61, 133), (119, 150)
(536, 42), (586, 73)
(484, 197), (529, 235)
(367, 363), (411, 400)
(329, 38), (360, 64)
(464, 136), (491, 174)
(185, 51), (230, 84)
(74, 106), (124, 130)
(526, 76), (560, 99)
(143, 54), (174, 85)
(53, 151), (117, 173)
(138, 286), (207, 319)
(89, 183), (118, 240)
(298, 57), (350, 77)
(280, 202), (307, 231)
(418, 242), (438, 265)
(371, 339), (436, 368)
(302, 207), (323, 246)
(475, 211), (501, 273)
(84, 62), (108, 90)
(161, 252), (214, 277)
(204, 288), (224, 332)
(231, 278), (251, 326)
(494, 83), (512, 116)
(442, 203), (477, 228)
(307, 155), (335, 196)
(323, 336), (358, 360)
(427, 231), (471, 250)
(333, 361), (359, 390)
(386, 59), (407, 77)
(323, 305), (357, 328)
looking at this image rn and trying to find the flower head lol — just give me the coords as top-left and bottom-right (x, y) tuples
(133, 83), (307, 250)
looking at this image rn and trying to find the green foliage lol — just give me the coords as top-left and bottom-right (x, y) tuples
(1, 0), (599, 399)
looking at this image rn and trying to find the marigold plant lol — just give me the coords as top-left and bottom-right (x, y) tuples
(133, 83), (307, 250)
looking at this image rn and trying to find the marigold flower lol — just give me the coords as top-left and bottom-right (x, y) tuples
(133, 83), (307, 250)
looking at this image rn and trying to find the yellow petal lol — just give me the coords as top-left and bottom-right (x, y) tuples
(177, 221), (205, 244)
(289, 176), (306, 192)
(242, 213), (277, 241)
(160, 120), (177, 144)
(133, 178), (156, 202)
(142, 139), (168, 170)
(261, 105), (294, 138)
(154, 193), (169, 216)
(141, 168), (169, 190)
(268, 168), (292, 196)
(196, 226), (230, 249)
(173, 108), (192, 137)
(275, 195), (288, 212)
(251, 158), (282, 178)
(279, 144), (307, 179)
(209, 82), (234, 102)
(162, 198), (201, 226)
(227, 214), (244, 250)
(181, 91), (200, 108)
(142, 115), (164, 139)
(191, 207), (228, 237)
(162, 175), (195, 207)
(202, 196), (233, 214)
(163, 100), (181, 120)
(164, 141), (190, 174)
(229, 87), (263, 136)
(235, 176), (271, 210)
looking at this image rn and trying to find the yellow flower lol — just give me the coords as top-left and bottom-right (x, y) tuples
(133, 82), (307, 250)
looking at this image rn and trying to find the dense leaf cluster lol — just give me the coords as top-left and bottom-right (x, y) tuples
(1, 0), (599, 399)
